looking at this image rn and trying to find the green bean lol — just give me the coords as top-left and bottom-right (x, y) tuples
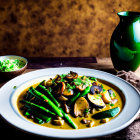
(28, 108), (52, 123)
(29, 87), (63, 117)
(34, 117), (44, 124)
(79, 86), (90, 97)
(67, 86), (90, 106)
(67, 92), (80, 106)
(60, 108), (78, 129)
(37, 85), (60, 107)
(24, 100), (56, 116)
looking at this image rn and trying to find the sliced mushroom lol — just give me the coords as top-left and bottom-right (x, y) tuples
(58, 95), (68, 102)
(70, 71), (78, 79)
(74, 97), (89, 117)
(52, 120), (64, 126)
(87, 93), (105, 108)
(76, 84), (87, 91)
(55, 75), (61, 83)
(90, 85), (103, 95)
(102, 91), (112, 104)
(53, 82), (66, 96)
(66, 71), (78, 80)
(63, 89), (74, 96)
(63, 103), (70, 114)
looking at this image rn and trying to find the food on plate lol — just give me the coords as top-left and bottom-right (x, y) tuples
(0, 59), (25, 72)
(17, 71), (123, 129)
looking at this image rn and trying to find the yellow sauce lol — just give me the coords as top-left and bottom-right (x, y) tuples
(17, 79), (124, 129)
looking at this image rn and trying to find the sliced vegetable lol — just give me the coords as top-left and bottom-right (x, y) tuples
(63, 89), (74, 96)
(53, 82), (66, 96)
(74, 97), (89, 117)
(90, 85), (102, 95)
(76, 84), (87, 91)
(66, 71), (78, 80)
(92, 107), (120, 119)
(58, 95), (68, 102)
(102, 91), (112, 104)
(52, 120), (64, 126)
(87, 93), (105, 108)
(108, 89), (116, 99)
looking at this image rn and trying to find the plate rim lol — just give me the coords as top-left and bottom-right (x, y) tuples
(0, 67), (140, 139)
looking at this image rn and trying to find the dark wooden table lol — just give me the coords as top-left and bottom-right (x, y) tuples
(0, 57), (140, 140)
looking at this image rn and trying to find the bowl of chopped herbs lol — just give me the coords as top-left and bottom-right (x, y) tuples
(0, 55), (28, 80)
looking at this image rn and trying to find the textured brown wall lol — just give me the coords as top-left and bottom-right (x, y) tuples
(0, 0), (140, 58)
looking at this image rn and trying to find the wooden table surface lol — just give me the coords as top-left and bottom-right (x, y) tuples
(0, 57), (140, 140)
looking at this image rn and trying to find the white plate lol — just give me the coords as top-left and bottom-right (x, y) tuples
(0, 67), (140, 139)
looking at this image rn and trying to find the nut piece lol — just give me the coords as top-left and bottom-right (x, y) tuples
(88, 121), (95, 127)
(100, 118), (110, 123)
(52, 120), (64, 126)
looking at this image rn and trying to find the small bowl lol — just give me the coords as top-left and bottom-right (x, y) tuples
(0, 55), (28, 81)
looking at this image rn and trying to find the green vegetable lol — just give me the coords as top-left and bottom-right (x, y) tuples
(67, 92), (80, 106)
(92, 107), (120, 119)
(37, 84), (60, 107)
(24, 100), (56, 116)
(60, 108), (78, 129)
(79, 86), (90, 97)
(34, 117), (44, 124)
(28, 108), (52, 123)
(67, 86), (90, 106)
(0, 59), (25, 72)
(28, 88), (63, 117)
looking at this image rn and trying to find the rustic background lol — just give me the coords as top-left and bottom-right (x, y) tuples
(0, 0), (140, 58)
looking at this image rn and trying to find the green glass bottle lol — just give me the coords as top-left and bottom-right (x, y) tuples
(110, 11), (140, 71)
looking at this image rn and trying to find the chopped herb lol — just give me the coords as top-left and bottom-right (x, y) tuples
(84, 109), (89, 113)
(13, 86), (17, 89)
(109, 103), (114, 106)
(102, 89), (106, 92)
(88, 77), (97, 81)
(101, 84), (104, 88)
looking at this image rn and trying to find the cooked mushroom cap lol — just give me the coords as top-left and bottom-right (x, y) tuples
(65, 71), (78, 80)
(74, 97), (89, 117)
(53, 82), (66, 96)
(76, 84), (87, 91)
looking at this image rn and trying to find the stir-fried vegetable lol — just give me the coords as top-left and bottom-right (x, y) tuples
(19, 71), (122, 129)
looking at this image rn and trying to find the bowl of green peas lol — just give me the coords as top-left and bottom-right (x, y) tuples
(0, 55), (28, 81)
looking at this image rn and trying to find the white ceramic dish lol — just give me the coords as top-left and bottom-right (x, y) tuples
(0, 67), (140, 139)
